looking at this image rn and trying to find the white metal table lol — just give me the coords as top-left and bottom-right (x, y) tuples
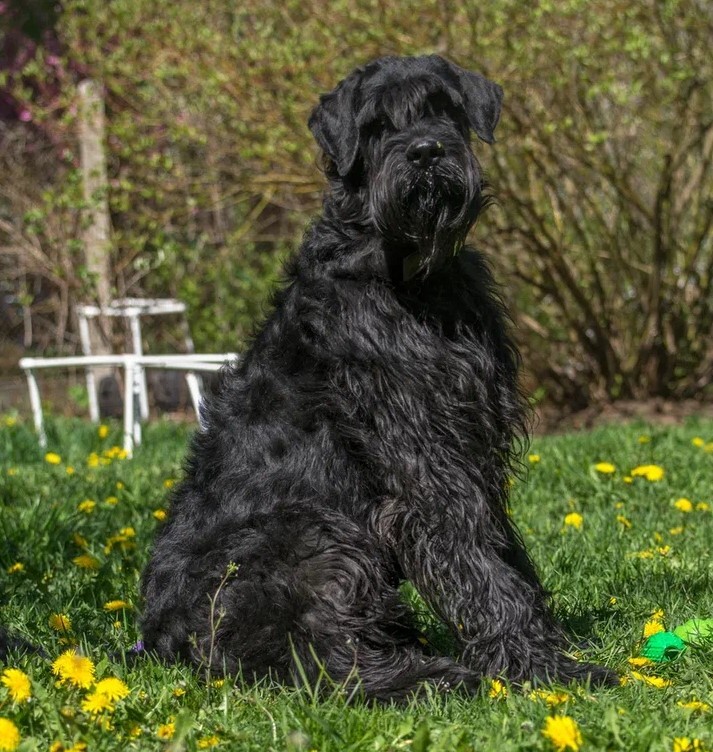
(19, 353), (237, 457)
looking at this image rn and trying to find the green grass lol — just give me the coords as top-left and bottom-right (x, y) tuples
(1, 415), (713, 751)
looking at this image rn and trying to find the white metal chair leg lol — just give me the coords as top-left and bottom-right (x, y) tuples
(78, 314), (100, 423)
(128, 313), (149, 421)
(131, 357), (143, 447)
(181, 314), (204, 424)
(25, 368), (47, 449)
(186, 373), (204, 424)
(122, 359), (135, 457)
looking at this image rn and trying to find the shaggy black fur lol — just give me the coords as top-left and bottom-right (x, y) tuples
(140, 54), (616, 701)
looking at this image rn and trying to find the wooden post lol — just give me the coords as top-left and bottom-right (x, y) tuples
(78, 79), (114, 415)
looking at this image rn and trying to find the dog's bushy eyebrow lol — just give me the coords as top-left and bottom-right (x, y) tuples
(356, 77), (462, 131)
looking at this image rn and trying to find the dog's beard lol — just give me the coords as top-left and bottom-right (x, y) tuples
(370, 152), (482, 276)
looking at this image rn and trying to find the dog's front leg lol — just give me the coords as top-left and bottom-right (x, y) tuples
(396, 508), (616, 686)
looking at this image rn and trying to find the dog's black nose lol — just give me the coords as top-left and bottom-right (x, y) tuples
(406, 138), (445, 167)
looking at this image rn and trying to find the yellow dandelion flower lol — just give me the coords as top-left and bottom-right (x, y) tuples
(65, 466), (75, 475)
(630, 464), (665, 482)
(72, 554), (100, 570)
(116, 481), (125, 490)
(623, 476), (633, 484)
(630, 671), (671, 688)
(488, 679), (507, 699)
(44, 452), (62, 465)
(49, 613), (72, 632)
(163, 478), (176, 488)
(530, 689), (570, 706)
(153, 509), (167, 521)
(87, 453), (100, 468)
(156, 722), (175, 740)
(674, 498), (693, 513)
(657, 545), (671, 556)
(52, 649), (95, 688)
(211, 679), (225, 688)
(627, 657), (654, 668)
(7, 563), (24, 574)
(677, 700), (711, 713)
(692, 437), (705, 447)
(98, 425), (109, 439)
(77, 499), (96, 514)
(563, 512), (583, 530)
(670, 526), (684, 535)
(105, 496), (119, 506)
(541, 715), (582, 751)
(643, 619), (665, 638)
(3, 416), (17, 427)
(1, 668), (31, 703)
(172, 687), (186, 698)
(6, 468), (18, 476)
(673, 738), (704, 752)
(638, 435), (651, 444)
(104, 600), (131, 612)
(609, 596), (618, 606)
(595, 462), (616, 474)
(66, 743), (87, 752)
(81, 690), (114, 715)
(120, 527), (136, 538)
(616, 515), (632, 529)
(198, 736), (220, 749)
(528, 454), (541, 464)
(93, 677), (130, 701)
(107, 446), (128, 460)
(696, 502), (710, 512)
(128, 726), (142, 738)
(49, 742), (64, 752)
(0, 718), (21, 752)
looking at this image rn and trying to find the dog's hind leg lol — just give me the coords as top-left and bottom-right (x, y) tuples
(279, 527), (483, 702)
(143, 506), (480, 701)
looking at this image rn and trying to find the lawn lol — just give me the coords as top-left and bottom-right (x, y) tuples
(1, 414), (712, 752)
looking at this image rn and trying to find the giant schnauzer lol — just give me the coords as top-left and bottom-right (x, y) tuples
(141, 54), (615, 700)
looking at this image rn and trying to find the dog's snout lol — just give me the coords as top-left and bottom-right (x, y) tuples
(406, 138), (445, 167)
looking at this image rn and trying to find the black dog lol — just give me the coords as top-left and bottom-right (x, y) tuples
(141, 55), (615, 700)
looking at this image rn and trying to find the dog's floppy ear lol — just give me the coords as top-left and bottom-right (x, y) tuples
(308, 73), (361, 177)
(455, 69), (503, 145)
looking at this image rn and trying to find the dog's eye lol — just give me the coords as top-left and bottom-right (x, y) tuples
(363, 115), (396, 139)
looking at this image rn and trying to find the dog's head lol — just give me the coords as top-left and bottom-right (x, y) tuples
(309, 55), (503, 278)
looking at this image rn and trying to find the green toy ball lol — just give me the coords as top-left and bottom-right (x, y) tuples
(640, 631), (687, 662)
(673, 619), (713, 647)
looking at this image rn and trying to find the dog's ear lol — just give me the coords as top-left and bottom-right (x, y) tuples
(308, 73), (361, 177)
(455, 70), (503, 145)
